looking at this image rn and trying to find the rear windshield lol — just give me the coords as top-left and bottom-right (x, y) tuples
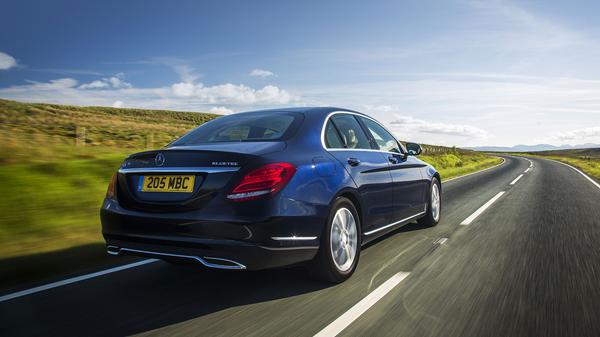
(171, 112), (303, 145)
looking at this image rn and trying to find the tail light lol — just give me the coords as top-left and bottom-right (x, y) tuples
(106, 172), (118, 199)
(227, 163), (296, 201)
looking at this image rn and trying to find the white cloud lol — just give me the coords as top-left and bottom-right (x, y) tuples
(209, 106), (233, 114)
(172, 64), (199, 83)
(554, 126), (600, 142)
(0, 77), (297, 112)
(148, 58), (200, 83)
(170, 82), (293, 104)
(112, 100), (124, 108)
(79, 73), (132, 89)
(462, 0), (587, 52)
(0, 52), (17, 70)
(171, 82), (196, 97)
(20, 78), (79, 90)
(250, 68), (276, 78)
(390, 115), (488, 138)
(79, 80), (109, 89)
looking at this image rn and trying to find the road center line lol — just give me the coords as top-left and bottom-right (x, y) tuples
(313, 272), (410, 337)
(524, 167), (531, 173)
(460, 191), (505, 225)
(0, 259), (158, 303)
(434, 237), (449, 245)
(510, 174), (524, 185)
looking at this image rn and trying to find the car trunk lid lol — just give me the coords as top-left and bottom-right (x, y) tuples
(116, 142), (285, 211)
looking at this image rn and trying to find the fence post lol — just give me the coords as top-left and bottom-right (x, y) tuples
(76, 126), (86, 146)
(146, 133), (154, 149)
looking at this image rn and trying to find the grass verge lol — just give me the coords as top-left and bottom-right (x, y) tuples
(536, 156), (600, 181)
(517, 148), (600, 181)
(420, 152), (503, 180)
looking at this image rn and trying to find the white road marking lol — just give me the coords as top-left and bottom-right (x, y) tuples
(434, 237), (449, 245)
(460, 191), (505, 225)
(510, 174), (524, 185)
(313, 272), (410, 337)
(524, 167), (531, 173)
(0, 259), (158, 303)
(552, 160), (600, 190)
(443, 157), (506, 184)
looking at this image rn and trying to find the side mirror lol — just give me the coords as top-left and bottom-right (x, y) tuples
(406, 142), (422, 156)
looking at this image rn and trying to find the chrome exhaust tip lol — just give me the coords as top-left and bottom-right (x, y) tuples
(106, 245), (121, 255)
(106, 245), (246, 270)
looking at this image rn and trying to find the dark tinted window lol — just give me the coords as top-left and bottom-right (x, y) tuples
(324, 121), (345, 148)
(360, 117), (401, 153)
(171, 112), (301, 145)
(330, 114), (372, 149)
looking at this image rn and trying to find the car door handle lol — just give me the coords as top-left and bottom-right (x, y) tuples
(347, 157), (361, 166)
(388, 156), (399, 164)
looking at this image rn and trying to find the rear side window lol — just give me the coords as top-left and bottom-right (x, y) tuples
(360, 117), (402, 153)
(329, 114), (372, 149)
(171, 112), (302, 145)
(324, 121), (345, 148)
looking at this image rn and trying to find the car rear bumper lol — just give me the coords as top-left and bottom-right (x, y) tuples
(101, 199), (323, 270)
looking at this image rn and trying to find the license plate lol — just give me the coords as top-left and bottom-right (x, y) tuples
(139, 175), (195, 193)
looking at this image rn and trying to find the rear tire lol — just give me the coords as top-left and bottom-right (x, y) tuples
(309, 197), (361, 283)
(418, 177), (441, 227)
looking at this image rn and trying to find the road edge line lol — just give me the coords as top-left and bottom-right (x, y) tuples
(313, 271), (410, 337)
(442, 157), (506, 184)
(551, 159), (600, 190)
(0, 259), (158, 303)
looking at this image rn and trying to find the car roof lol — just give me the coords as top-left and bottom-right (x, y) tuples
(232, 107), (366, 118)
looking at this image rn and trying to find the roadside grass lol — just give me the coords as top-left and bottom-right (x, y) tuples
(0, 98), (502, 289)
(420, 152), (503, 180)
(511, 148), (600, 181)
(545, 157), (600, 180)
(0, 151), (127, 259)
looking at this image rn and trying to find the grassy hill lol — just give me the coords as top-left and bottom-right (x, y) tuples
(0, 98), (500, 289)
(0, 99), (219, 163)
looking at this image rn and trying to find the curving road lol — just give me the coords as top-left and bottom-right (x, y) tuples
(1, 156), (600, 337)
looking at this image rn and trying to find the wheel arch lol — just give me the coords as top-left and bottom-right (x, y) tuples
(332, 188), (364, 237)
(433, 172), (441, 191)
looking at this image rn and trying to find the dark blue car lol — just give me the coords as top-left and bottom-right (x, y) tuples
(101, 107), (441, 282)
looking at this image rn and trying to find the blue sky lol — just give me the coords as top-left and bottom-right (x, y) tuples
(1, 0), (600, 147)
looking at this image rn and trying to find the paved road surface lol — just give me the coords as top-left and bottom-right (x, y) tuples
(1, 156), (599, 337)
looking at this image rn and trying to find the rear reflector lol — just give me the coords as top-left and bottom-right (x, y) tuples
(227, 163), (296, 201)
(106, 172), (118, 199)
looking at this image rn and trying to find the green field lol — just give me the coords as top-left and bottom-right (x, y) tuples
(0, 99), (501, 288)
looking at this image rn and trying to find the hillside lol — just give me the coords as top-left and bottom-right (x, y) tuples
(530, 148), (600, 157)
(0, 99), (219, 160)
(466, 143), (600, 152)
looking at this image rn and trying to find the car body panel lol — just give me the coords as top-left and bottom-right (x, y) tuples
(101, 107), (439, 270)
(326, 149), (394, 233)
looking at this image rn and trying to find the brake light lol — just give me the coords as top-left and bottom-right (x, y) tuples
(227, 163), (296, 201)
(106, 172), (117, 199)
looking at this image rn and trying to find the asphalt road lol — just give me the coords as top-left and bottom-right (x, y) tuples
(2, 156), (600, 337)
